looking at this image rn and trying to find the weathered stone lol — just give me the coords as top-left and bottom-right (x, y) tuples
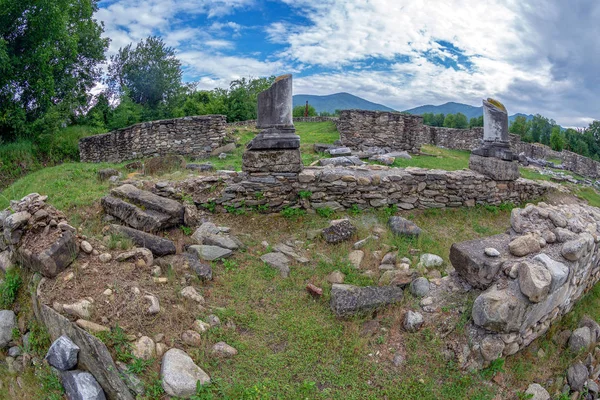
(191, 222), (220, 242)
(211, 142), (236, 156)
(45, 335), (80, 371)
(469, 154), (519, 181)
(388, 216), (421, 237)
(480, 336), (505, 361)
(518, 261), (551, 303)
(348, 250), (364, 269)
(484, 248), (500, 257)
(319, 156), (364, 167)
(532, 254), (568, 293)
(181, 330), (202, 347)
(211, 342), (238, 357)
(0, 310), (16, 348)
(4, 211), (31, 230)
(322, 219), (356, 244)
(568, 327), (592, 353)
(242, 149), (302, 173)
(450, 234), (509, 289)
(260, 252), (290, 278)
(410, 277), (430, 297)
(98, 169), (120, 181)
(306, 283), (323, 297)
(61, 370), (106, 400)
(330, 284), (403, 317)
(192, 320), (211, 333)
(81, 241), (93, 254)
(403, 310), (424, 332)
(161, 348), (210, 398)
(567, 362), (588, 392)
(561, 237), (589, 261)
(0, 250), (13, 272)
(201, 234), (239, 251)
(115, 247), (153, 267)
(472, 285), (526, 332)
(326, 270), (345, 284)
(115, 361), (145, 396)
(132, 336), (156, 360)
(525, 383), (550, 400)
(144, 295), (160, 315)
(188, 245), (232, 261)
(63, 299), (93, 320)
(75, 320), (109, 334)
(180, 287), (205, 304)
(509, 234), (541, 257)
(16, 230), (79, 278)
(578, 316), (600, 342)
(109, 225), (176, 256)
(420, 253), (443, 268)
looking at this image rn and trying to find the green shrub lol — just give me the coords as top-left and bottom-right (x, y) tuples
(280, 206), (306, 219)
(316, 207), (334, 218)
(348, 204), (362, 216)
(0, 267), (22, 308)
(298, 190), (312, 199)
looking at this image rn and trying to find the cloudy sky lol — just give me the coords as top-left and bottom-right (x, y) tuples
(96, 0), (599, 127)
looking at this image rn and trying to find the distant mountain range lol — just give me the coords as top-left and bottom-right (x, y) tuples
(293, 94), (533, 124)
(403, 102), (533, 123)
(292, 93), (394, 114)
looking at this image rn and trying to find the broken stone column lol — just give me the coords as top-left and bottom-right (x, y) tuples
(469, 98), (519, 181)
(242, 74), (302, 173)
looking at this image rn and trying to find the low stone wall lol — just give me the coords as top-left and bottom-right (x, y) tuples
(79, 115), (228, 163)
(513, 140), (600, 178)
(422, 126), (484, 151)
(337, 110), (424, 153)
(451, 202), (600, 363)
(176, 165), (555, 213)
(228, 116), (339, 127)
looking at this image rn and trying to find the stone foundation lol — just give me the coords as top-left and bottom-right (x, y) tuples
(469, 154), (520, 181)
(241, 149), (302, 173)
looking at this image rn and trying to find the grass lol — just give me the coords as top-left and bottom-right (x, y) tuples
(576, 187), (600, 207)
(393, 145), (471, 171)
(0, 267), (23, 308)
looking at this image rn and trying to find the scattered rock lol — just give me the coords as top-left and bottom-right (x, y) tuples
(80, 241), (93, 254)
(322, 219), (356, 244)
(306, 283), (323, 297)
(508, 234), (541, 257)
(110, 225), (176, 256)
(379, 270), (413, 286)
(181, 330), (202, 347)
(98, 169), (120, 181)
(525, 383), (550, 400)
(75, 320), (109, 334)
(567, 362), (588, 392)
(45, 335), (80, 371)
(403, 310), (424, 332)
(16, 230), (79, 278)
(188, 245), (232, 261)
(61, 370), (106, 400)
(518, 261), (551, 303)
(115, 248), (153, 267)
(211, 142), (236, 156)
(260, 252), (290, 278)
(0, 310), (16, 348)
(348, 250), (364, 269)
(327, 270), (345, 284)
(63, 299), (93, 320)
(161, 348), (210, 398)
(144, 295), (160, 315)
(410, 277), (430, 297)
(480, 336), (505, 361)
(211, 342), (238, 357)
(568, 327), (592, 353)
(133, 336), (156, 360)
(388, 216), (421, 236)
(180, 287), (205, 304)
(330, 284), (403, 317)
(207, 315), (221, 327)
(484, 248), (500, 257)
(99, 253), (112, 263)
(420, 253), (443, 268)
(192, 320), (211, 333)
(116, 361), (145, 395)
(578, 316), (600, 342)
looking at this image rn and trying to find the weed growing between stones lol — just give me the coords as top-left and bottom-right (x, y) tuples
(0, 267), (22, 308)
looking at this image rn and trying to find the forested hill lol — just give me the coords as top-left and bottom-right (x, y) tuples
(292, 93), (395, 114)
(404, 102), (533, 123)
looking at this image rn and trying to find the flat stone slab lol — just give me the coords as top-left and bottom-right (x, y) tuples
(110, 225), (176, 256)
(319, 156), (364, 167)
(330, 284), (403, 317)
(260, 252), (290, 278)
(111, 184), (184, 220)
(188, 245), (232, 261)
(469, 154), (520, 181)
(101, 196), (171, 233)
(16, 230), (79, 278)
(450, 234), (510, 289)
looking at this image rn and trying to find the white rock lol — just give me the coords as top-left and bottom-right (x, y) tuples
(420, 254), (443, 268)
(161, 348), (210, 398)
(348, 250), (364, 269)
(99, 253), (112, 263)
(133, 336), (155, 360)
(80, 241), (93, 254)
(62, 300), (93, 319)
(484, 248), (500, 257)
(180, 287), (205, 304)
(144, 295), (160, 315)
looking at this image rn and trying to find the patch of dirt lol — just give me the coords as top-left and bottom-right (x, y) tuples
(19, 227), (62, 253)
(544, 190), (585, 206)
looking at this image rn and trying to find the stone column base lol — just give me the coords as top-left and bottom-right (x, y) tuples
(242, 149), (303, 173)
(469, 154), (519, 181)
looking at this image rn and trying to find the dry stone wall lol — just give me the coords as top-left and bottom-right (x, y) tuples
(176, 165), (554, 213)
(79, 115), (227, 163)
(451, 202), (600, 363)
(421, 126), (484, 151)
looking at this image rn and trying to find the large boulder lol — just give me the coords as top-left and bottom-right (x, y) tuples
(61, 370), (106, 400)
(568, 326), (592, 353)
(0, 310), (16, 348)
(388, 216), (421, 237)
(567, 362), (588, 392)
(16, 230), (79, 278)
(110, 225), (176, 257)
(45, 335), (80, 371)
(450, 234), (509, 289)
(330, 284), (403, 317)
(161, 348), (210, 398)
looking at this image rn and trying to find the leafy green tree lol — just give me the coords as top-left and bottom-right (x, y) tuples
(454, 113), (468, 129)
(443, 114), (455, 128)
(84, 93), (111, 128)
(509, 116), (529, 137)
(0, 0), (109, 140)
(469, 116), (484, 128)
(549, 126), (565, 151)
(224, 77), (275, 122)
(432, 113), (445, 127)
(107, 36), (182, 109)
(106, 90), (143, 131)
(293, 105), (317, 117)
(529, 114), (553, 145)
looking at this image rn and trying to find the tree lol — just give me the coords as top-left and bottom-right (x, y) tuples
(432, 113), (445, 127)
(469, 116), (484, 128)
(107, 36), (182, 109)
(224, 77), (275, 122)
(454, 113), (468, 129)
(443, 114), (455, 128)
(509, 116), (529, 138)
(529, 114), (552, 145)
(293, 105), (316, 117)
(0, 0), (109, 140)
(106, 90), (143, 131)
(549, 126), (565, 151)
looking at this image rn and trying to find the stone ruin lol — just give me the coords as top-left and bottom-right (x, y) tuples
(469, 98), (520, 181)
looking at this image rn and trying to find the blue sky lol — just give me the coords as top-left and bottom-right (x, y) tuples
(96, 0), (600, 127)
